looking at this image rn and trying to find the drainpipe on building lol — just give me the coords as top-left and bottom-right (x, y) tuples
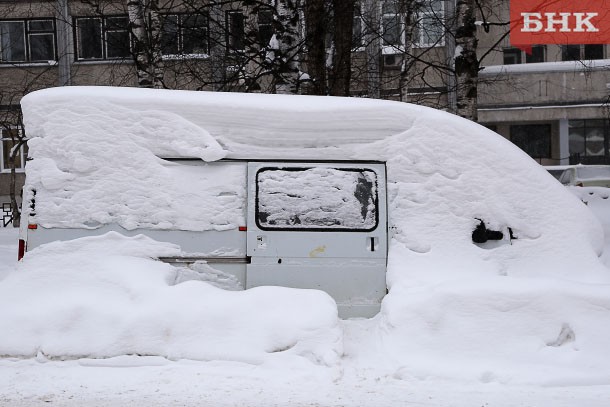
(559, 118), (570, 165)
(56, 0), (72, 86)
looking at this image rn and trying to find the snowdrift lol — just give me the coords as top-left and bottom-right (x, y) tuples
(1, 86), (608, 385)
(0, 233), (340, 364)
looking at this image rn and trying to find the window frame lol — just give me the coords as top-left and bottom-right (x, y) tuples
(502, 47), (522, 65)
(568, 119), (609, 160)
(352, 3), (364, 50)
(584, 44), (604, 60)
(257, 9), (274, 48)
(412, 0), (445, 49)
(161, 13), (210, 57)
(561, 44), (604, 62)
(254, 166), (380, 233)
(509, 124), (552, 160)
(104, 16), (131, 59)
(525, 45), (545, 63)
(0, 18), (56, 63)
(0, 128), (27, 173)
(561, 44), (581, 61)
(226, 10), (245, 53)
(381, 1), (404, 54)
(503, 45), (545, 65)
(74, 15), (130, 61)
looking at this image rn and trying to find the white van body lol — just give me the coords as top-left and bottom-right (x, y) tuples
(22, 159), (387, 318)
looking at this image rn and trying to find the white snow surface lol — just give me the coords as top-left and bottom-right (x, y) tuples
(1, 86), (609, 399)
(0, 232), (340, 364)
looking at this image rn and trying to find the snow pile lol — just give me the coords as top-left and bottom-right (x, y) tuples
(382, 272), (610, 384)
(6, 86), (610, 384)
(568, 186), (610, 269)
(0, 232), (341, 363)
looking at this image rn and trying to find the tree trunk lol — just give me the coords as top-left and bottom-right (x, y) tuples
(329, 0), (355, 96)
(275, 0), (302, 94)
(304, 0), (327, 95)
(127, 0), (164, 88)
(454, 0), (478, 122)
(363, 0), (380, 99)
(398, 0), (417, 102)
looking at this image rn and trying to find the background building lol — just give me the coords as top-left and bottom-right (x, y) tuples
(1, 0), (609, 226)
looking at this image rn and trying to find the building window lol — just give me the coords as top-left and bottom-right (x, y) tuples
(561, 44), (580, 61)
(0, 19), (55, 63)
(525, 45), (545, 63)
(75, 16), (130, 60)
(569, 119), (608, 162)
(105, 17), (130, 58)
(413, 0), (444, 47)
(561, 44), (604, 61)
(503, 48), (521, 65)
(510, 124), (551, 159)
(258, 10), (274, 47)
(381, 1), (403, 50)
(503, 45), (545, 65)
(584, 44), (604, 60)
(1, 129), (27, 172)
(161, 14), (209, 56)
(226, 11), (245, 52)
(353, 3), (364, 48)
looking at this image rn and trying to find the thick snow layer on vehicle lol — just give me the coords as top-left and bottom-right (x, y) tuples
(0, 232), (341, 364)
(5, 86), (610, 384)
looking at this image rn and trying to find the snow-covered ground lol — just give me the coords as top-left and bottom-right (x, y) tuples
(1, 225), (610, 406)
(1, 87), (610, 406)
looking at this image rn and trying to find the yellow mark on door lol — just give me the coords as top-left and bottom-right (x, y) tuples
(309, 245), (326, 257)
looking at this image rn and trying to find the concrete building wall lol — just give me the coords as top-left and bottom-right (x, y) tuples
(476, 0), (610, 165)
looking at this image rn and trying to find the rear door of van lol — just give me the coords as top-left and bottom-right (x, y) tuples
(246, 161), (387, 318)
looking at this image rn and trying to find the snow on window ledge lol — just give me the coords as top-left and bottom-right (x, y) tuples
(162, 53), (210, 61)
(481, 59), (610, 76)
(0, 61), (57, 68)
(74, 59), (134, 66)
(0, 168), (25, 173)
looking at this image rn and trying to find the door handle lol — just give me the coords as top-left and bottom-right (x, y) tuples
(368, 236), (378, 251)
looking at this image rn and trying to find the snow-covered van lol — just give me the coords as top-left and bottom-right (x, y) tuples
(17, 86), (601, 320)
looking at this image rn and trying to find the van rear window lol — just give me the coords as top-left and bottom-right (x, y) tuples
(255, 167), (378, 231)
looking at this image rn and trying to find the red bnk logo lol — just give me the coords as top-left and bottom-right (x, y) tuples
(510, 0), (610, 48)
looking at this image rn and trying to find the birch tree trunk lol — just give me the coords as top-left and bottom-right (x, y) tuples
(454, 0), (478, 121)
(127, 0), (164, 88)
(398, 0), (417, 102)
(275, 0), (302, 94)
